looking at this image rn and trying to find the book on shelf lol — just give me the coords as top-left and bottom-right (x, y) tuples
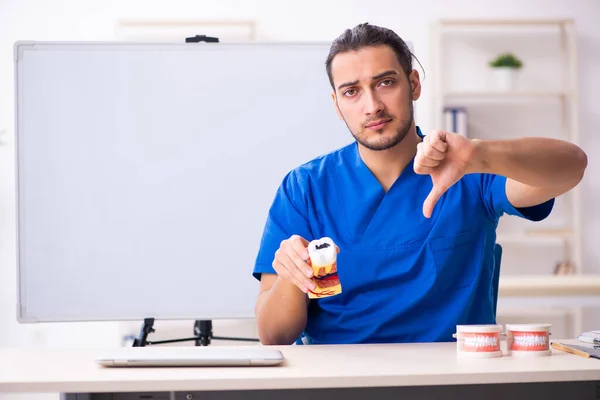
(443, 106), (468, 137)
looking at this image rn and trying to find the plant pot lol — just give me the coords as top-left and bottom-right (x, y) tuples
(491, 67), (519, 91)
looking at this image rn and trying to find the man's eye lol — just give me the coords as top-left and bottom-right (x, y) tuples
(344, 89), (357, 97)
(380, 79), (394, 86)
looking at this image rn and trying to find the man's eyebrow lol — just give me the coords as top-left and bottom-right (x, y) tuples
(337, 79), (359, 90)
(336, 70), (400, 90)
(372, 70), (399, 80)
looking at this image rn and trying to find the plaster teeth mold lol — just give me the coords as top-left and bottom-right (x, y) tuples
(454, 325), (503, 358)
(506, 324), (552, 357)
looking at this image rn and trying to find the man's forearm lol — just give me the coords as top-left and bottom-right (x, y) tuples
(255, 278), (309, 345)
(471, 137), (587, 188)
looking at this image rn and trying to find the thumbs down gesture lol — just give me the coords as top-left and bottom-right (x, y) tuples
(414, 130), (477, 218)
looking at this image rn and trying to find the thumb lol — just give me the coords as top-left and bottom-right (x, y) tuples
(423, 184), (445, 219)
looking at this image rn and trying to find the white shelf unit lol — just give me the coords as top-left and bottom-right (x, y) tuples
(430, 18), (581, 276)
(430, 19), (590, 335)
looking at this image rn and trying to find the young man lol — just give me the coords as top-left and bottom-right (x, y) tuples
(252, 23), (587, 345)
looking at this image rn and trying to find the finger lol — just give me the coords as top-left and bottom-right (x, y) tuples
(413, 165), (437, 175)
(281, 253), (315, 290)
(423, 145), (446, 161)
(427, 130), (449, 153)
(423, 184), (446, 219)
(414, 150), (441, 168)
(273, 260), (309, 293)
(276, 244), (312, 281)
(286, 238), (312, 276)
(285, 246), (313, 278)
(290, 235), (309, 260)
(417, 142), (445, 162)
(290, 234), (309, 246)
(415, 155), (440, 168)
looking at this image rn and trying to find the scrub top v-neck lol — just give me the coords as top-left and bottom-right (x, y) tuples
(253, 127), (554, 345)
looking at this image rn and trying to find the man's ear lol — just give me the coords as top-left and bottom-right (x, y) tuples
(409, 69), (421, 101)
(331, 91), (343, 120)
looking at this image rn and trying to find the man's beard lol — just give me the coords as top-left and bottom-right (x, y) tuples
(340, 99), (414, 151)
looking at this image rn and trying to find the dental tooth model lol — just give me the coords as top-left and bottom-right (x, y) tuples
(454, 325), (504, 358)
(307, 237), (342, 299)
(505, 324), (552, 357)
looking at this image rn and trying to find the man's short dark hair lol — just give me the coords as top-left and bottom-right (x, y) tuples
(325, 23), (417, 89)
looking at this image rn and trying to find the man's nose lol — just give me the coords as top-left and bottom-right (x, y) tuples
(363, 90), (384, 116)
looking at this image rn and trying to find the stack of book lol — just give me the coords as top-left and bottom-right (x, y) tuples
(577, 330), (600, 345)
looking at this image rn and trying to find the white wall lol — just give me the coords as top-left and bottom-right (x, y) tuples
(0, 0), (599, 397)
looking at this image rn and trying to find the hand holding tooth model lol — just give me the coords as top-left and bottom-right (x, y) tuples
(271, 235), (340, 297)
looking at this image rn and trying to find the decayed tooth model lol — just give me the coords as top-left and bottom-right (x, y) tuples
(307, 237), (342, 299)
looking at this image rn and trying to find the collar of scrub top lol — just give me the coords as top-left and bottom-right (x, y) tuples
(416, 125), (424, 138)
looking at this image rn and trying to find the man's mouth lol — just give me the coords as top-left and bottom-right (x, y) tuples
(365, 118), (392, 130)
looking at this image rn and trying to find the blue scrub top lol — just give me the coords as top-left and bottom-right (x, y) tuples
(253, 127), (554, 345)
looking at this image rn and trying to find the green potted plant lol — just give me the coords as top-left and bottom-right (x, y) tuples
(489, 52), (523, 91)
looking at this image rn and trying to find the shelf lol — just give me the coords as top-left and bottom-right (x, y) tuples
(497, 228), (573, 246)
(498, 275), (600, 297)
(435, 19), (575, 38)
(443, 91), (569, 99)
(438, 19), (574, 27)
(496, 233), (568, 246)
(439, 19), (574, 26)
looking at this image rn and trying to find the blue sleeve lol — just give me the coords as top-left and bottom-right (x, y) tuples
(253, 169), (314, 281)
(478, 174), (554, 221)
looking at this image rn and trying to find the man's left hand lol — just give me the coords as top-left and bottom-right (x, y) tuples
(414, 130), (477, 218)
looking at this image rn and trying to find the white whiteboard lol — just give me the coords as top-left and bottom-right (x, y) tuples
(15, 41), (351, 322)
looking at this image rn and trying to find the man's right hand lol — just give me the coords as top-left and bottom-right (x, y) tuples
(272, 235), (315, 294)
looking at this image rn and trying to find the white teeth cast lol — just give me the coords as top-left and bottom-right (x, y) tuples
(464, 336), (498, 348)
(308, 237), (337, 267)
(514, 335), (548, 346)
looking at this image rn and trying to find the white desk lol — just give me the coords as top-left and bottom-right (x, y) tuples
(1, 341), (599, 400)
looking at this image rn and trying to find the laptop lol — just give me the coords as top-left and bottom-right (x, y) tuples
(95, 346), (285, 367)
